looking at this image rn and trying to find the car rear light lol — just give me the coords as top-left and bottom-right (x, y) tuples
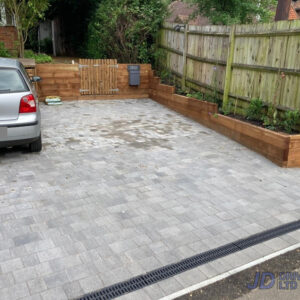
(19, 94), (36, 113)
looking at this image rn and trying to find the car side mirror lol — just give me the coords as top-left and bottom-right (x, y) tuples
(31, 76), (41, 83)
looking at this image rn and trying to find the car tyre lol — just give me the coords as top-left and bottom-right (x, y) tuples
(29, 135), (42, 152)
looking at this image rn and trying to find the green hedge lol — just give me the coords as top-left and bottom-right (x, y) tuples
(86, 0), (168, 64)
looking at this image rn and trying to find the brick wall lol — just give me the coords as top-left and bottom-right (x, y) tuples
(0, 26), (18, 52)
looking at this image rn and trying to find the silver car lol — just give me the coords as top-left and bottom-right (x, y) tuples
(0, 58), (42, 152)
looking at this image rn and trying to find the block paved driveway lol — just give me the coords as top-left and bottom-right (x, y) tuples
(1, 99), (300, 300)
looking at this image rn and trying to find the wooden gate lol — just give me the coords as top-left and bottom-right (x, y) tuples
(79, 59), (118, 95)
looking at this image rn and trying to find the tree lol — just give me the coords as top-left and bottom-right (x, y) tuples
(86, 0), (169, 63)
(275, 0), (292, 21)
(192, 0), (277, 25)
(1, 0), (49, 57)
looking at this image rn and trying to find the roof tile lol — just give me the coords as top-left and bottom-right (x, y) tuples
(289, 4), (299, 20)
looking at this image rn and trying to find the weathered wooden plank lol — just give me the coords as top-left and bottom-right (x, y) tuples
(160, 20), (300, 112)
(223, 26), (236, 110)
(77, 59), (119, 95)
(37, 62), (150, 99)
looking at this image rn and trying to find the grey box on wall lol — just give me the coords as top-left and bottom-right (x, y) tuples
(128, 65), (140, 86)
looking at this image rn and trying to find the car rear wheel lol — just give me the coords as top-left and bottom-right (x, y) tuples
(29, 135), (42, 152)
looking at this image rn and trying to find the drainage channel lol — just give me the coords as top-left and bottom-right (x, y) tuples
(78, 220), (300, 300)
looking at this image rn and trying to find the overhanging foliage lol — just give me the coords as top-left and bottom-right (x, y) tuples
(191, 0), (277, 25)
(86, 0), (169, 63)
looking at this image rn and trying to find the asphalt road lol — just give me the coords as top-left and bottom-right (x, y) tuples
(176, 248), (300, 300)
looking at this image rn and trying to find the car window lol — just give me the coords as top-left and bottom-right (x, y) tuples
(0, 68), (29, 93)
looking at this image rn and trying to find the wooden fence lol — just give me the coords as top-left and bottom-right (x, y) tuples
(158, 20), (300, 113)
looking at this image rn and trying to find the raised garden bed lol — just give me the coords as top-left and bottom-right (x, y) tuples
(226, 113), (299, 135)
(149, 76), (300, 168)
(208, 114), (300, 168)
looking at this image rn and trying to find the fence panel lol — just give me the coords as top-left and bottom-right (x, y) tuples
(158, 20), (300, 112)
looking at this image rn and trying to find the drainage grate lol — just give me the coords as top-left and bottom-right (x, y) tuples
(78, 220), (300, 300)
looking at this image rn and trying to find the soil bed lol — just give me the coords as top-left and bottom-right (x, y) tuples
(226, 113), (300, 135)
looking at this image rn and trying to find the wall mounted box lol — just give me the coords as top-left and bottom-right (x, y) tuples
(128, 65), (140, 86)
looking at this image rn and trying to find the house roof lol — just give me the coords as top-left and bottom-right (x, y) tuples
(166, 0), (210, 26)
(289, 3), (299, 20)
(293, 0), (300, 11)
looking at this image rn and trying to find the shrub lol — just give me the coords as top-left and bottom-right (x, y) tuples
(187, 92), (204, 100)
(193, 0), (276, 25)
(24, 50), (52, 63)
(246, 98), (264, 121)
(0, 42), (12, 58)
(187, 92), (220, 105)
(86, 0), (168, 63)
(221, 101), (232, 116)
(262, 105), (279, 131)
(160, 69), (172, 84)
(282, 110), (300, 134)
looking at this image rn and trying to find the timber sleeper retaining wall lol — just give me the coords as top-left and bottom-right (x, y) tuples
(150, 76), (300, 168)
(32, 63), (300, 168)
(36, 63), (152, 100)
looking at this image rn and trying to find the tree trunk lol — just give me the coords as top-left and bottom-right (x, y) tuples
(13, 14), (24, 58)
(16, 28), (25, 58)
(275, 0), (292, 21)
(19, 35), (25, 58)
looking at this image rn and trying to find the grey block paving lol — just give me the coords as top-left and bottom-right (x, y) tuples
(174, 268), (207, 287)
(0, 99), (300, 299)
(44, 271), (69, 289)
(13, 266), (38, 283)
(1, 257), (23, 273)
(13, 232), (42, 247)
(27, 278), (47, 295)
(1, 282), (30, 300)
(22, 253), (40, 267)
(40, 287), (67, 300)
(63, 281), (84, 300)
(79, 275), (104, 294)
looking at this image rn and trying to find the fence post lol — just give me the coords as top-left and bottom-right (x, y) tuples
(181, 24), (189, 91)
(222, 25), (236, 111)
